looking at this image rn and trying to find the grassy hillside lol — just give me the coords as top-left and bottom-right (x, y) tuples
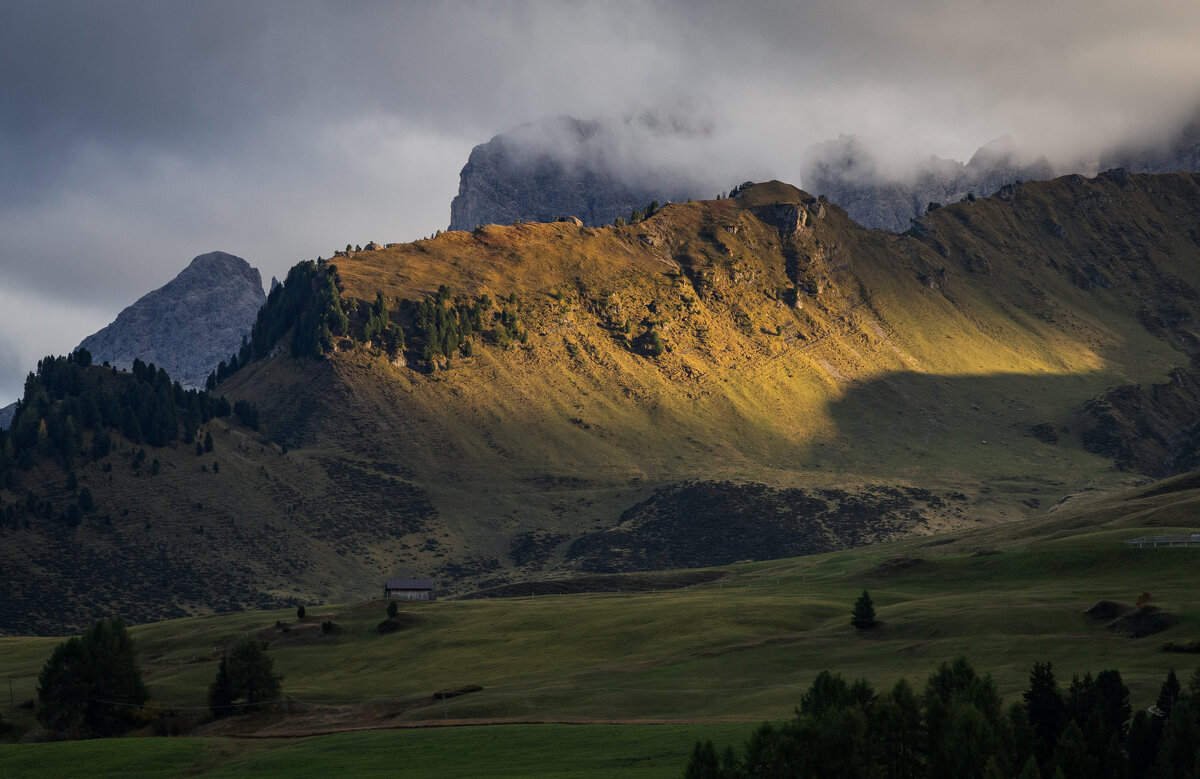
(2, 475), (1199, 774)
(3, 173), (1200, 634)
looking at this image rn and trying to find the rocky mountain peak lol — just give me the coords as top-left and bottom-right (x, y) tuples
(448, 115), (706, 231)
(77, 251), (266, 389)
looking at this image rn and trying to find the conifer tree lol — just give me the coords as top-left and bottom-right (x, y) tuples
(207, 657), (235, 717)
(1158, 669), (1182, 717)
(37, 617), (148, 736)
(1024, 662), (1065, 771)
(851, 590), (877, 629)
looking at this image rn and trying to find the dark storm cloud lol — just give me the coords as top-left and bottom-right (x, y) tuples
(1, 0), (1199, 401)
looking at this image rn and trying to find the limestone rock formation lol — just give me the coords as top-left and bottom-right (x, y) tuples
(802, 135), (1055, 233)
(78, 251), (265, 389)
(448, 115), (705, 230)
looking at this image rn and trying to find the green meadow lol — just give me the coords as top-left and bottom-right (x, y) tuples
(3, 474), (1200, 775)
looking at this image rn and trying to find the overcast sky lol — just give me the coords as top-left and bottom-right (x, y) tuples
(2, 0), (1199, 403)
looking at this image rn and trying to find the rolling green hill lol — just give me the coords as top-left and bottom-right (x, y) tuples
(2, 471), (1199, 774)
(3, 172), (1200, 634)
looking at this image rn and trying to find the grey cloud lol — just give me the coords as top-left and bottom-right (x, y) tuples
(1, 0), (1199, 402)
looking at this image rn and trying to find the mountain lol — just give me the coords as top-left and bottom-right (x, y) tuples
(805, 111), (1200, 232)
(77, 251), (266, 389)
(4, 172), (1200, 635)
(1100, 109), (1200, 175)
(802, 134), (1056, 232)
(448, 115), (707, 231)
(452, 110), (1200, 234)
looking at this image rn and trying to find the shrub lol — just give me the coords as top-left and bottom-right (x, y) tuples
(648, 331), (665, 357)
(387, 601), (399, 618)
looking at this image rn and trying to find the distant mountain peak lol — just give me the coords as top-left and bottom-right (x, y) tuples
(78, 251), (266, 389)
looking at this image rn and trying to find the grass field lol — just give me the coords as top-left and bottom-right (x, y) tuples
(3, 473), (1200, 775)
(0, 723), (758, 778)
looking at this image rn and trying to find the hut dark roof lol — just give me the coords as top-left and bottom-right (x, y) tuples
(386, 578), (435, 590)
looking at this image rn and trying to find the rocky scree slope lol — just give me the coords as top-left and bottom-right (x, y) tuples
(78, 251), (266, 389)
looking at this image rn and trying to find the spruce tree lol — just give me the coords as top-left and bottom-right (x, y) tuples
(1157, 669), (1182, 717)
(1024, 662), (1065, 771)
(207, 657), (235, 717)
(851, 590), (877, 629)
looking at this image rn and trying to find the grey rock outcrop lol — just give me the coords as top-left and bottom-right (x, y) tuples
(0, 401), (16, 430)
(802, 134), (1054, 232)
(449, 115), (705, 230)
(78, 251), (265, 389)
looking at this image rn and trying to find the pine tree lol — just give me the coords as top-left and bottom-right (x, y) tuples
(1157, 669), (1182, 718)
(851, 590), (877, 629)
(684, 740), (721, 779)
(1024, 662), (1065, 771)
(207, 657), (235, 717)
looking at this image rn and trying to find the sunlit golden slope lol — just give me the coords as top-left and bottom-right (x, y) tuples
(222, 172), (1200, 569)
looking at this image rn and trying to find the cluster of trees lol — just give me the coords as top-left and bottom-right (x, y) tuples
(35, 617), (283, 737)
(363, 290), (400, 351)
(211, 262), (409, 390)
(207, 336), (253, 388)
(626, 200), (660, 226)
(0, 351), (259, 529)
(239, 260), (349, 373)
(686, 658), (1200, 778)
(1, 351), (230, 473)
(413, 284), (484, 364)
(410, 285), (525, 366)
(199, 257), (541, 385)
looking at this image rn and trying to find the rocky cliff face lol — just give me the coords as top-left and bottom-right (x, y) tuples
(802, 134), (1056, 232)
(78, 251), (265, 388)
(448, 115), (706, 230)
(452, 110), (1200, 234)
